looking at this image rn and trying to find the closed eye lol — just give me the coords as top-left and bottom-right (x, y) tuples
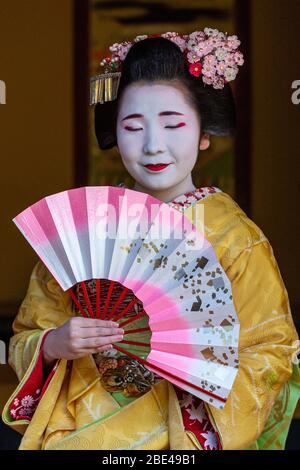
(165, 124), (186, 129)
(124, 123), (186, 131)
(124, 127), (143, 131)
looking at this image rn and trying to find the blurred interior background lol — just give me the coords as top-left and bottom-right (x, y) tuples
(0, 0), (299, 449)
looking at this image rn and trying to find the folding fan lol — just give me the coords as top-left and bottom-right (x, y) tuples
(13, 185), (240, 409)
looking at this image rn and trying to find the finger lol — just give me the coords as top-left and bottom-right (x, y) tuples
(79, 335), (124, 349)
(77, 344), (113, 356)
(79, 327), (124, 339)
(96, 344), (113, 352)
(74, 317), (119, 328)
(88, 344), (114, 354)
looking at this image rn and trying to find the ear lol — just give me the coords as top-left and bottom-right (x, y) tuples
(199, 133), (210, 151)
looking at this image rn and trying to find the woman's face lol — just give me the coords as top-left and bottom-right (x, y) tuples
(116, 82), (207, 196)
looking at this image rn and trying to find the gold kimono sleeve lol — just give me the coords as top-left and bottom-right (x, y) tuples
(8, 261), (72, 381)
(206, 239), (299, 450)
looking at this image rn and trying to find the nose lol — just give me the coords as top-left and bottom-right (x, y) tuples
(143, 126), (166, 155)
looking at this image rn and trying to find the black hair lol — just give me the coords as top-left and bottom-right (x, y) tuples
(94, 37), (236, 150)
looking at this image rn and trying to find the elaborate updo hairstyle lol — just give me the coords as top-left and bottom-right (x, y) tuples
(94, 37), (236, 150)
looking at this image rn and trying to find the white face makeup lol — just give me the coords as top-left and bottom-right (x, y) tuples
(116, 82), (205, 202)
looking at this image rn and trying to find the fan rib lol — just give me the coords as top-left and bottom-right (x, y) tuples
(102, 280), (115, 320)
(68, 288), (90, 318)
(113, 344), (226, 403)
(124, 327), (150, 335)
(113, 297), (139, 322)
(81, 281), (95, 318)
(96, 279), (101, 319)
(106, 286), (128, 320)
(120, 340), (150, 347)
(118, 310), (147, 328)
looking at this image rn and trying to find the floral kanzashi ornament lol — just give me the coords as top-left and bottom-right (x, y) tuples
(100, 28), (244, 91)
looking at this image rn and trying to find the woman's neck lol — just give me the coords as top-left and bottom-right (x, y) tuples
(132, 175), (196, 203)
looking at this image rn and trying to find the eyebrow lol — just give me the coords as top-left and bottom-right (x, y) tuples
(121, 111), (185, 121)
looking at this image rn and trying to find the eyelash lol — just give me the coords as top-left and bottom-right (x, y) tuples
(124, 125), (184, 132)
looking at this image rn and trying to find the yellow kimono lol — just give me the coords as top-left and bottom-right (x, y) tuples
(2, 187), (300, 450)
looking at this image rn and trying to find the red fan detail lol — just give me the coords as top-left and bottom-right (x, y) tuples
(67, 279), (227, 404)
(68, 278), (151, 347)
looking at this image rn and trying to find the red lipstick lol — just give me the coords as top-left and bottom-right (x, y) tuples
(144, 163), (171, 172)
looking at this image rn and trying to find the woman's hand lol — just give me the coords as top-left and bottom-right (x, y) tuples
(43, 317), (124, 364)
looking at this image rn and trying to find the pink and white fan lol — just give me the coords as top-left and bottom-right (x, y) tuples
(13, 185), (240, 409)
